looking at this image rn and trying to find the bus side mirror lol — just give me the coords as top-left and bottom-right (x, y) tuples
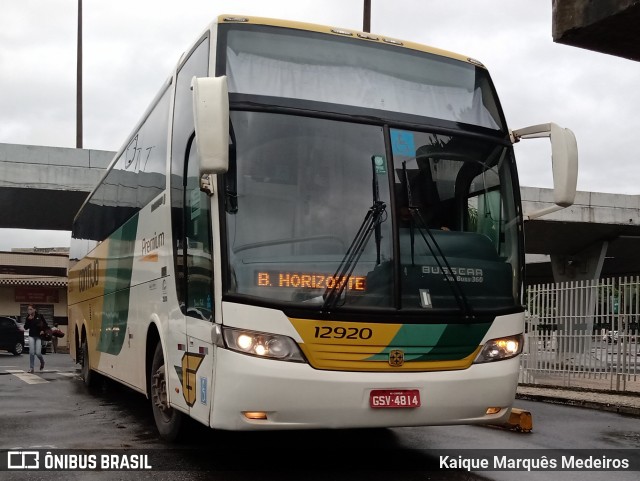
(511, 123), (578, 220)
(192, 75), (229, 174)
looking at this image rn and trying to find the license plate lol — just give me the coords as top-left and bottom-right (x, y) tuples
(369, 389), (421, 408)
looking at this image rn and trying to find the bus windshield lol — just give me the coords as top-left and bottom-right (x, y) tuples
(222, 25), (504, 130)
(223, 112), (521, 312)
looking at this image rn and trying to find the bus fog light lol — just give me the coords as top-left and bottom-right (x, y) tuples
(243, 411), (268, 420)
(485, 407), (502, 415)
(222, 327), (306, 362)
(473, 334), (524, 363)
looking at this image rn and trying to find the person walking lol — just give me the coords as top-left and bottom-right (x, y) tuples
(24, 304), (47, 373)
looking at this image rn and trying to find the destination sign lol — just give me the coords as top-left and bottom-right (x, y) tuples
(256, 271), (366, 291)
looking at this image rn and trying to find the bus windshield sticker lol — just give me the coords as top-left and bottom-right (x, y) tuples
(373, 155), (387, 174)
(390, 130), (415, 157)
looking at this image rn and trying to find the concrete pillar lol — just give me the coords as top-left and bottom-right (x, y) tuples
(550, 241), (608, 282)
(550, 241), (608, 363)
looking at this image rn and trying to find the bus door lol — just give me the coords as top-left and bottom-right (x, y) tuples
(169, 36), (214, 425)
(180, 139), (216, 425)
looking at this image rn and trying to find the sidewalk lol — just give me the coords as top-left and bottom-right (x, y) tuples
(516, 378), (640, 417)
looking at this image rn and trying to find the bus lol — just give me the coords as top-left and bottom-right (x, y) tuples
(68, 15), (578, 440)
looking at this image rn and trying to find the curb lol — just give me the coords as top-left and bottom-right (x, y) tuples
(515, 392), (640, 417)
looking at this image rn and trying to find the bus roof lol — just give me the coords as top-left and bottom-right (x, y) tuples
(216, 14), (486, 69)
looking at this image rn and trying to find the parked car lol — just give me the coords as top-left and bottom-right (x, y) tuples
(603, 330), (619, 344)
(0, 316), (25, 355)
(18, 321), (52, 354)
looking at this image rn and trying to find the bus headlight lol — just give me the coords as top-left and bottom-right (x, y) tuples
(222, 327), (306, 362)
(473, 334), (524, 363)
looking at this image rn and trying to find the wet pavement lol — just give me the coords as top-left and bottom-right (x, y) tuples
(2, 351), (639, 480)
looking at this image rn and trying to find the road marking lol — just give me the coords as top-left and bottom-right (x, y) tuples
(4, 370), (78, 384)
(6, 370), (49, 384)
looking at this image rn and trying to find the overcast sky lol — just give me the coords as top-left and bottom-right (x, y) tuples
(1, 0), (639, 250)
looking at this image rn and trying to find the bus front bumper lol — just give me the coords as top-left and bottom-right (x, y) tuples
(209, 349), (520, 430)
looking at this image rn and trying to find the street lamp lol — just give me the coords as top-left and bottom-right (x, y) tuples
(76, 0), (83, 149)
(363, 0), (371, 32)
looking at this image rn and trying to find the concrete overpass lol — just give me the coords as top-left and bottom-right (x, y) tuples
(0, 143), (112, 231)
(553, 0), (640, 62)
(2, 142), (640, 285)
(522, 187), (640, 284)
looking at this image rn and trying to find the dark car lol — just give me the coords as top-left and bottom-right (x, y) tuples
(0, 316), (25, 355)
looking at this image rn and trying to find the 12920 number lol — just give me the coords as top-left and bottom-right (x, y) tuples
(314, 326), (373, 340)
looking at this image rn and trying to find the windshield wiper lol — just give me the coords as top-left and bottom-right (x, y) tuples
(322, 156), (387, 311)
(401, 161), (474, 319)
(322, 200), (386, 311)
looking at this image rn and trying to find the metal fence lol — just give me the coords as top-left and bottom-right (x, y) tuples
(520, 277), (640, 392)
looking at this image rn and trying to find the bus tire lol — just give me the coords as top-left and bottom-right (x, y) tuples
(151, 342), (183, 441)
(80, 338), (95, 387)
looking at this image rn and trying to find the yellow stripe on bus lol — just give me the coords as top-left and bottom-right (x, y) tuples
(289, 317), (481, 372)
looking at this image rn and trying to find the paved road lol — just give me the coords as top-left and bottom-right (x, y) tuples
(1, 352), (639, 480)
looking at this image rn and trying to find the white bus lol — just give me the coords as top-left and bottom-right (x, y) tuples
(68, 15), (577, 440)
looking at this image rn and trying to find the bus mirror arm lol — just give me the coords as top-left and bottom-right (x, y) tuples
(200, 173), (214, 196)
(192, 76), (230, 175)
(510, 123), (578, 221)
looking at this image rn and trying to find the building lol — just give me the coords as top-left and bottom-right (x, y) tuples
(0, 247), (69, 350)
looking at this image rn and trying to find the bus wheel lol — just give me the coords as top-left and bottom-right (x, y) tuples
(80, 338), (95, 387)
(151, 342), (183, 441)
